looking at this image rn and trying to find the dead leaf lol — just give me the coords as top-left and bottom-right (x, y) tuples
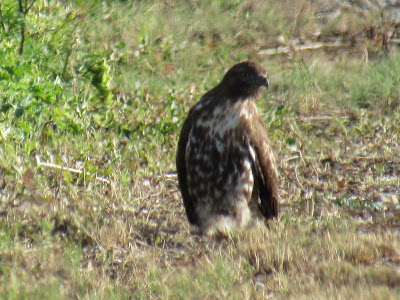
(23, 168), (36, 190)
(337, 179), (346, 189)
(164, 64), (175, 74)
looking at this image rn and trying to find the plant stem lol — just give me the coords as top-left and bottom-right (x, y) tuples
(18, 0), (37, 55)
(0, 4), (7, 33)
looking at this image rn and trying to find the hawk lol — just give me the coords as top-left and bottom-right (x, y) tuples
(176, 61), (279, 234)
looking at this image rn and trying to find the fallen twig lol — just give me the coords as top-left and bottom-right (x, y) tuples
(282, 155), (300, 163)
(36, 155), (111, 184)
(290, 114), (348, 122)
(259, 36), (400, 56)
(390, 38), (400, 44)
(259, 41), (348, 56)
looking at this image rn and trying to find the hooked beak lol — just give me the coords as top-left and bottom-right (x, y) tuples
(258, 76), (269, 89)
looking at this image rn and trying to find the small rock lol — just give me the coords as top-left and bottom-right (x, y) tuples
(380, 193), (398, 205)
(373, 193), (399, 207)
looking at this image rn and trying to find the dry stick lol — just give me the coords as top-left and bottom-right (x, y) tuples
(259, 38), (400, 56)
(258, 42), (347, 56)
(290, 114), (348, 122)
(294, 165), (304, 190)
(36, 156), (111, 184)
(282, 155), (300, 163)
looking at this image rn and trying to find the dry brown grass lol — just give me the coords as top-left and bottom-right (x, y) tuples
(1, 153), (399, 298)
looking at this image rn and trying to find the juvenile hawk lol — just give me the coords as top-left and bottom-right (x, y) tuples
(176, 61), (279, 234)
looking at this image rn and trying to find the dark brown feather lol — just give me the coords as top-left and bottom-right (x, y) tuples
(176, 111), (199, 225)
(248, 118), (279, 218)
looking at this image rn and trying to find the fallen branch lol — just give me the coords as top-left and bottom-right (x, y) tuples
(36, 155), (111, 184)
(259, 37), (400, 56)
(290, 114), (349, 122)
(259, 41), (349, 56)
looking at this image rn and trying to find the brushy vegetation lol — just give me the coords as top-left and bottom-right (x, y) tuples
(0, 0), (399, 298)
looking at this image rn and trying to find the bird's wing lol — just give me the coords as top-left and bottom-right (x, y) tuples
(176, 111), (198, 225)
(248, 117), (279, 219)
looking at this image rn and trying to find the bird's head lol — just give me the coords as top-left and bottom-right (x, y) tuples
(219, 61), (269, 99)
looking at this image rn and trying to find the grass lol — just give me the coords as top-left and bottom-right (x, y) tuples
(0, 0), (400, 298)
